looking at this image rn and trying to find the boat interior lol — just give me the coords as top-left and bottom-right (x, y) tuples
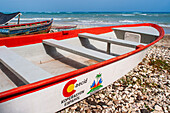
(0, 25), (159, 93)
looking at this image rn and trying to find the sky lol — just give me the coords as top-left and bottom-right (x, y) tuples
(0, 0), (170, 12)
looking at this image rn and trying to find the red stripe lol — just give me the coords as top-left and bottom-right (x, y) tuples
(0, 23), (164, 103)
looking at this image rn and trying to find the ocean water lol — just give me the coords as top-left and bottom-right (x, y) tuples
(9, 12), (170, 34)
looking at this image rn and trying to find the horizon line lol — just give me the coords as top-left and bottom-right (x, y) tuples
(1, 11), (170, 13)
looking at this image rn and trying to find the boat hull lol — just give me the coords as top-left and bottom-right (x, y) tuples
(0, 49), (147, 113)
(0, 19), (53, 38)
(0, 23), (164, 113)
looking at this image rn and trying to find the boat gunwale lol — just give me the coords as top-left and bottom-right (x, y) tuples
(0, 19), (53, 29)
(0, 23), (164, 103)
(8, 21), (52, 31)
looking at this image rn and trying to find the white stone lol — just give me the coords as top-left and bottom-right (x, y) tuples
(155, 105), (162, 111)
(114, 82), (120, 86)
(91, 105), (96, 108)
(111, 106), (115, 111)
(124, 90), (129, 95)
(118, 87), (124, 91)
(102, 105), (108, 109)
(133, 84), (139, 89)
(129, 97), (135, 103)
(95, 95), (100, 98)
(163, 106), (168, 113)
(96, 105), (102, 109)
(71, 106), (77, 110)
(107, 101), (113, 105)
(99, 94), (105, 99)
(132, 77), (138, 82)
(122, 94), (127, 99)
(122, 106), (128, 112)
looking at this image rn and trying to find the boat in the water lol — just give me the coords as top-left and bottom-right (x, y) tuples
(0, 12), (53, 37)
(0, 23), (164, 113)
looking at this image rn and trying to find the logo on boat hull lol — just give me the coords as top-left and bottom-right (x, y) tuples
(63, 79), (77, 97)
(87, 73), (103, 94)
(61, 78), (88, 106)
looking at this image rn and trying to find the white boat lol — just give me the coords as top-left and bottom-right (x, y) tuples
(0, 23), (164, 113)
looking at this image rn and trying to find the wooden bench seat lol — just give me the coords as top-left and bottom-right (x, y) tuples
(0, 46), (53, 84)
(43, 39), (115, 62)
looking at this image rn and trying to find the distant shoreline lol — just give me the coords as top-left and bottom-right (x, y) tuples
(162, 27), (170, 34)
(52, 23), (170, 34)
(8, 12), (170, 31)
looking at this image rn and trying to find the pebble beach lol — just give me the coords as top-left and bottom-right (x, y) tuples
(57, 33), (170, 113)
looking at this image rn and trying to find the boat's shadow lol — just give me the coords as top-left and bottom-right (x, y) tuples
(79, 37), (120, 56)
(0, 62), (26, 86)
(43, 44), (88, 69)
